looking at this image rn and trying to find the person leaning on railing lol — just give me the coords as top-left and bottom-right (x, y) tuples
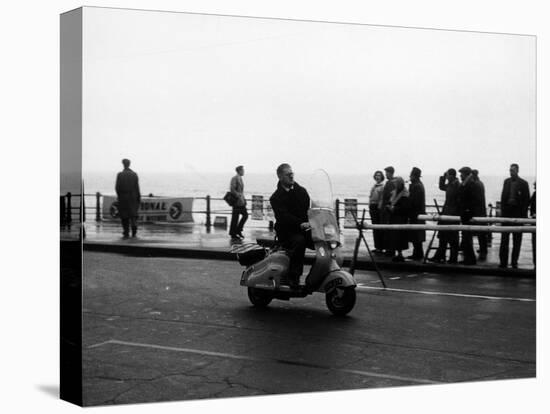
(368, 170), (385, 253)
(407, 167), (426, 261)
(429, 168), (460, 264)
(471, 169), (488, 261)
(457, 167), (478, 266)
(385, 177), (411, 263)
(380, 166), (396, 257)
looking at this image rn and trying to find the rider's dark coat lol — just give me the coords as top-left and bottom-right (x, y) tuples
(269, 181), (310, 242)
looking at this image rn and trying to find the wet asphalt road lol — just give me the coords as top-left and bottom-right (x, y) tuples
(82, 251), (536, 406)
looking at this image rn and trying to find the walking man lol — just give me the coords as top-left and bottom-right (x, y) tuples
(229, 165), (249, 241)
(499, 164), (530, 269)
(115, 158), (141, 239)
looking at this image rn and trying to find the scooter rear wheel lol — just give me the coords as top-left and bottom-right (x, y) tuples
(326, 287), (356, 316)
(247, 287), (273, 308)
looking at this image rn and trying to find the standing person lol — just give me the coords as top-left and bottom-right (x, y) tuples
(471, 169), (488, 260)
(530, 181), (536, 267)
(368, 170), (385, 253)
(499, 163), (530, 269)
(115, 158), (141, 239)
(386, 177), (411, 262)
(269, 163), (312, 288)
(380, 166), (396, 256)
(407, 167), (426, 260)
(457, 166), (478, 265)
(228, 165), (249, 241)
(429, 168), (460, 263)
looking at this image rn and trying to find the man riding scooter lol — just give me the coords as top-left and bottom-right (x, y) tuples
(235, 166), (357, 315)
(269, 163), (313, 289)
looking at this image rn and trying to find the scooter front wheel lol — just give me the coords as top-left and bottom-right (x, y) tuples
(247, 287), (273, 308)
(326, 287), (356, 316)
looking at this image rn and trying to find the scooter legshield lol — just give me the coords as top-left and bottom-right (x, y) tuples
(317, 270), (356, 293)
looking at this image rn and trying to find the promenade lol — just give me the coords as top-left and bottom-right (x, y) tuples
(63, 218), (536, 405)
(63, 219), (535, 277)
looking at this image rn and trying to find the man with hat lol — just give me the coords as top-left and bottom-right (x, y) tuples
(429, 168), (460, 263)
(115, 158), (141, 239)
(380, 166), (396, 256)
(408, 167), (426, 260)
(457, 166), (478, 265)
(499, 163), (530, 269)
(471, 169), (488, 260)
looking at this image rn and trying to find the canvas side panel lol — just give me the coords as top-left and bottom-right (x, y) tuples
(60, 7), (83, 407)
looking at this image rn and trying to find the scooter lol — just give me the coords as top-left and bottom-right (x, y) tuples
(231, 172), (357, 316)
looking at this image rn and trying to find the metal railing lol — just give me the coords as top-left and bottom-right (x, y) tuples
(60, 193), (274, 229)
(60, 192), (501, 230)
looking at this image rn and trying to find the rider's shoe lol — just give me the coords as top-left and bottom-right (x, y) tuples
(279, 272), (301, 289)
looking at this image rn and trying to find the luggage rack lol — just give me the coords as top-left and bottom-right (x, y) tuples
(255, 237), (278, 249)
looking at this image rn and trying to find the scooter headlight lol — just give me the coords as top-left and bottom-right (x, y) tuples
(329, 241), (339, 249)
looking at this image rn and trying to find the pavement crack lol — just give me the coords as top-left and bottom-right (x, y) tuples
(96, 381), (142, 405)
(213, 376), (268, 397)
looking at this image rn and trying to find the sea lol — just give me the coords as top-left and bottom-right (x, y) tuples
(82, 171), (536, 204)
(78, 171), (535, 224)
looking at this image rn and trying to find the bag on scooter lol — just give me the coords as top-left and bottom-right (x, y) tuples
(231, 243), (267, 266)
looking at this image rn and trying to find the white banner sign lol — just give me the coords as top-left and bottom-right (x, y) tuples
(344, 198), (358, 228)
(102, 196), (194, 223)
(251, 195), (264, 220)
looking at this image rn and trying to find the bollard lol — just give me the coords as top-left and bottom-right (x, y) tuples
(487, 204), (493, 246)
(205, 195), (212, 229)
(81, 192), (86, 223)
(66, 192), (72, 224)
(96, 192), (101, 221)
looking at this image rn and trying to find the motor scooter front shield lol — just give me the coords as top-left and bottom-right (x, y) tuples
(308, 208), (340, 244)
(317, 269), (357, 293)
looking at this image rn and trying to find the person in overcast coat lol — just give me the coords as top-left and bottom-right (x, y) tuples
(115, 158), (141, 239)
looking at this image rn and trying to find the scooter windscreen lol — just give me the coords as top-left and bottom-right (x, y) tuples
(307, 169), (334, 209)
(306, 169), (340, 243)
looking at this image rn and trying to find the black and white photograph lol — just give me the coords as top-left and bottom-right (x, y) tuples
(4, 1), (549, 413)
(58, 4), (541, 406)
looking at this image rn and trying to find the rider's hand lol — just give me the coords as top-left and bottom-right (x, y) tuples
(300, 222), (311, 231)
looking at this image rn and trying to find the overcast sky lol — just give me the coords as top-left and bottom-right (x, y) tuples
(82, 7), (536, 177)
